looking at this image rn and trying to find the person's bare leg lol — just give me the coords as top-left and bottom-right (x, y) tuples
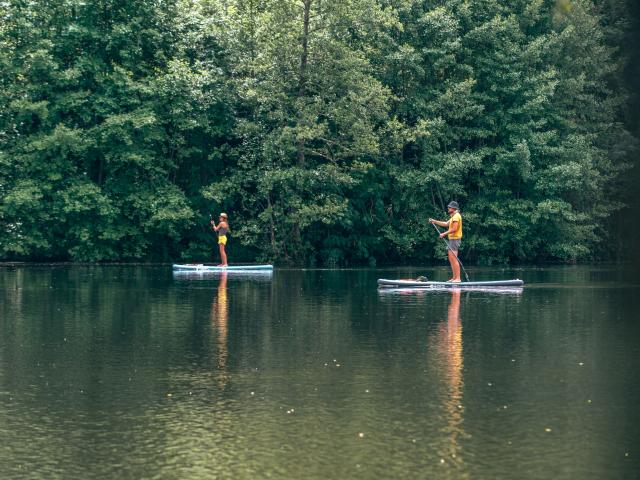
(447, 250), (456, 281)
(219, 244), (228, 266)
(452, 253), (461, 282)
(448, 250), (461, 282)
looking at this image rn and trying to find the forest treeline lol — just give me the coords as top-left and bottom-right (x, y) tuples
(1, 0), (637, 266)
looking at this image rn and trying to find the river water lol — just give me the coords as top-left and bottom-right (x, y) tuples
(0, 265), (638, 479)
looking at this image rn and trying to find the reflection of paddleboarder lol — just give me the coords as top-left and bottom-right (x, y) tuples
(429, 201), (463, 282)
(211, 213), (229, 266)
(431, 289), (468, 475)
(443, 289), (462, 413)
(211, 272), (229, 389)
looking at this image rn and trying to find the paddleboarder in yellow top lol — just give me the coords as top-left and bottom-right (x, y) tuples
(211, 212), (229, 267)
(429, 201), (463, 282)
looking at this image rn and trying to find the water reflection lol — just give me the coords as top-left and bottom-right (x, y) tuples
(173, 270), (273, 281)
(429, 289), (469, 477)
(211, 272), (229, 389)
(1, 266), (638, 479)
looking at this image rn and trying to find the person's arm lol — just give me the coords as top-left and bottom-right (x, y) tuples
(428, 218), (449, 228)
(211, 221), (219, 232)
(439, 220), (458, 238)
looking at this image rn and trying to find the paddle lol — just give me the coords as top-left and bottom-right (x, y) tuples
(431, 223), (471, 282)
(207, 214), (218, 244)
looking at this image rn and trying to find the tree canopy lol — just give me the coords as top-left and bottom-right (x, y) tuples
(1, 0), (636, 265)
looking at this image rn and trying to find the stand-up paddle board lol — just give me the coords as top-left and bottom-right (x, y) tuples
(377, 286), (523, 295)
(173, 264), (273, 272)
(377, 278), (524, 288)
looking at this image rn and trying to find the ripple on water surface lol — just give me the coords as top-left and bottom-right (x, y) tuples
(0, 265), (638, 479)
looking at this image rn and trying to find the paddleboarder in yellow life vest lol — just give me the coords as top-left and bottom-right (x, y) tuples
(429, 201), (463, 282)
(211, 212), (229, 267)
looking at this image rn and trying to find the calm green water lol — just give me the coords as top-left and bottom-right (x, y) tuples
(0, 265), (638, 479)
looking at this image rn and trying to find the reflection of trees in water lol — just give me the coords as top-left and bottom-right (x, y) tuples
(211, 272), (229, 389)
(1, 267), (637, 478)
(430, 289), (469, 477)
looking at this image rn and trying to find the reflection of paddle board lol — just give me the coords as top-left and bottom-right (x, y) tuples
(172, 264), (274, 272)
(172, 270), (273, 281)
(377, 278), (524, 288)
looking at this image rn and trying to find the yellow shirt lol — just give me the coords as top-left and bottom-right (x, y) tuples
(448, 212), (462, 239)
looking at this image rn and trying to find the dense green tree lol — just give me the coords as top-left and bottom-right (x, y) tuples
(202, 0), (396, 265)
(376, 0), (635, 264)
(0, 0), (636, 265)
(0, 0), (232, 261)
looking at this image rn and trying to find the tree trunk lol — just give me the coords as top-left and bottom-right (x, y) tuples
(267, 193), (277, 257)
(297, 0), (312, 166)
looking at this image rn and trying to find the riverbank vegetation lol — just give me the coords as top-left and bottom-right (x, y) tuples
(1, 0), (637, 265)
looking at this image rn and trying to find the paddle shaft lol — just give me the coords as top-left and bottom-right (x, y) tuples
(431, 223), (471, 282)
(209, 214), (214, 233)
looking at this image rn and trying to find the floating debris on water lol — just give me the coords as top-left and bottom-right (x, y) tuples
(488, 382), (493, 386)
(358, 432), (364, 438)
(166, 393), (172, 398)
(545, 428), (552, 432)
(365, 389), (370, 393)
(579, 362), (584, 366)
(251, 391), (255, 395)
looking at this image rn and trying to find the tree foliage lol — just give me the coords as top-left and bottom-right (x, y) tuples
(0, 0), (635, 264)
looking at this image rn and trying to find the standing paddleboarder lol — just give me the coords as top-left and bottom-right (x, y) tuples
(429, 201), (463, 282)
(211, 212), (229, 267)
